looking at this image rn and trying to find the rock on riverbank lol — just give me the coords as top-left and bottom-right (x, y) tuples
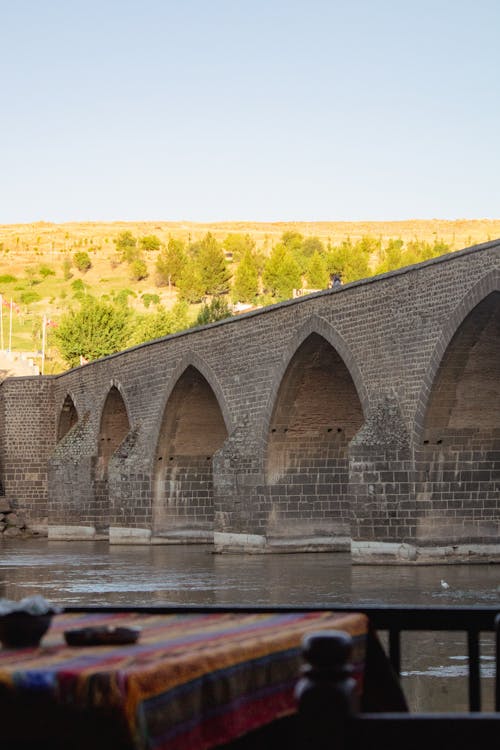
(0, 498), (34, 538)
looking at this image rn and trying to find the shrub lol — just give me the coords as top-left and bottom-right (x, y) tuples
(0, 275), (16, 283)
(39, 265), (56, 278)
(20, 291), (41, 305)
(71, 279), (85, 292)
(129, 259), (148, 281)
(195, 297), (232, 326)
(114, 288), (136, 307)
(73, 251), (92, 272)
(142, 293), (160, 308)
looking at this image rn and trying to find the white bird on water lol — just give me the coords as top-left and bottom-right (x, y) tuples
(440, 579), (450, 590)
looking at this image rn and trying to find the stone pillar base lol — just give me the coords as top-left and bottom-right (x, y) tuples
(151, 530), (213, 545)
(109, 527), (152, 545)
(214, 532), (350, 553)
(48, 525), (106, 541)
(352, 540), (500, 564)
(214, 532), (267, 552)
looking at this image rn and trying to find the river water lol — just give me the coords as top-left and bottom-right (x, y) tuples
(1, 539), (499, 712)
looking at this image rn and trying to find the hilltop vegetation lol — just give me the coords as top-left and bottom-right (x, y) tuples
(0, 219), (497, 373)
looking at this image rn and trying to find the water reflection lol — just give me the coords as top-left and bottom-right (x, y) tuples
(1, 539), (499, 712)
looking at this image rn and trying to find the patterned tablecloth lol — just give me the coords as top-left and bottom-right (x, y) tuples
(0, 610), (370, 749)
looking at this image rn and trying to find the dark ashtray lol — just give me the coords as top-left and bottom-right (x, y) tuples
(64, 626), (141, 646)
(0, 612), (53, 648)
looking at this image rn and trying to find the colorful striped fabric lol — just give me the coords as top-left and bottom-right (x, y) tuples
(0, 610), (368, 750)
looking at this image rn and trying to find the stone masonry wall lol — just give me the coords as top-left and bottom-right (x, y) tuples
(0, 376), (54, 531)
(0, 240), (498, 560)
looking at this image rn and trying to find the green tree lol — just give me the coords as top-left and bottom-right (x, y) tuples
(301, 236), (324, 257)
(281, 231), (304, 252)
(195, 297), (232, 326)
(232, 249), (259, 302)
(115, 231), (139, 263)
(139, 234), (161, 254)
(128, 301), (189, 346)
(374, 239), (406, 275)
(325, 238), (371, 283)
(129, 258), (148, 281)
(155, 238), (187, 286)
(197, 233), (231, 295)
(306, 251), (329, 289)
(223, 233), (255, 262)
(262, 245), (301, 300)
(73, 251), (92, 272)
(176, 263), (205, 303)
(54, 298), (130, 367)
(405, 239), (450, 265)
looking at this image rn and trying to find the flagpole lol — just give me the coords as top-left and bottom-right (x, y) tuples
(8, 298), (12, 352)
(41, 314), (46, 375)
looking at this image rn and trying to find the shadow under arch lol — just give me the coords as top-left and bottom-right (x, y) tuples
(412, 270), (500, 444)
(413, 277), (500, 548)
(152, 355), (231, 541)
(261, 316), (366, 545)
(94, 383), (131, 533)
(260, 314), (368, 447)
(57, 392), (79, 442)
(151, 351), (233, 451)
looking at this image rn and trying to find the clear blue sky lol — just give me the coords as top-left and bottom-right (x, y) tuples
(1, 0), (499, 223)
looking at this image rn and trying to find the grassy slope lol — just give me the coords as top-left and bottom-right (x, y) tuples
(0, 219), (498, 372)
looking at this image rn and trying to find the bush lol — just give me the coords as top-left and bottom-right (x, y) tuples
(195, 297), (232, 326)
(115, 231), (142, 263)
(0, 274), (16, 283)
(71, 279), (86, 292)
(129, 259), (148, 281)
(62, 256), (73, 280)
(114, 288), (136, 307)
(39, 265), (56, 278)
(142, 293), (160, 308)
(73, 251), (92, 272)
(20, 291), (41, 305)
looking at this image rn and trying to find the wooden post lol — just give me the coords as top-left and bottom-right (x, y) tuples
(295, 630), (358, 750)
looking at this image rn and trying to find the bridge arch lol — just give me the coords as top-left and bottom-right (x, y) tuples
(152, 351), (232, 444)
(94, 383), (131, 533)
(413, 270), (500, 444)
(57, 393), (78, 442)
(261, 314), (368, 445)
(152, 354), (231, 541)
(414, 272), (500, 547)
(262, 316), (366, 546)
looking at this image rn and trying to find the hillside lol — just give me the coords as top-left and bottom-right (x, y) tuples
(1, 218), (500, 255)
(0, 219), (497, 375)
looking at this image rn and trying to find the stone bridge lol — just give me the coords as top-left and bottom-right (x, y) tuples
(1, 240), (499, 562)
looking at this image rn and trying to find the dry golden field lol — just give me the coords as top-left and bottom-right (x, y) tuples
(1, 218), (499, 258)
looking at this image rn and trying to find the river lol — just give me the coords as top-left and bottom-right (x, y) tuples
(1, 539), (499, 712)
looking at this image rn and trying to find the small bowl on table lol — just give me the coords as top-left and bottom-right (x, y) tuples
(0, 611), (53, 649)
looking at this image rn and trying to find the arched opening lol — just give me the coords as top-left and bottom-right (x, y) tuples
(417, 292), (500, 545)
(94, 386), (130, 531)
(153, 366), (228, 539)
(57, 395), (78, 441)
(266, 333), (364, 542)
